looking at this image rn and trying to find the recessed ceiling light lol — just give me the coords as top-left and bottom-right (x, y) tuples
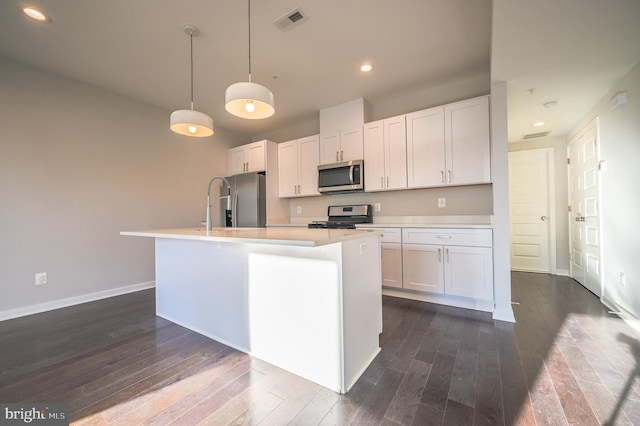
(360, 64), (374, 72)
(533, 121), (546, 127)
(22, 5), (51, 22)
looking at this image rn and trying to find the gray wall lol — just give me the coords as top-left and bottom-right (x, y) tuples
(569, 61), (640, 320)
(0, 57), (243, 316)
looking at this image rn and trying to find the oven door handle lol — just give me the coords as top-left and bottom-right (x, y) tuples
(349, 164), (354, 185)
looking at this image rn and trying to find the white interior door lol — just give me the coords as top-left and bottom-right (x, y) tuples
(508, 148), (555, 273)
(568, 118), (602, 297)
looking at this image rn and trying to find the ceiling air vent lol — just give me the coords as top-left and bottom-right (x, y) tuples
(273, 8), (308, 31)
(523, 131), (550, 140)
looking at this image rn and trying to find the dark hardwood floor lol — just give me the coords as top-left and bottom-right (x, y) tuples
(2, 272), (640, 425)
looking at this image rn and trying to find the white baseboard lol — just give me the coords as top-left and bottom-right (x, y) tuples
(602, 296), (640, 335)
(0, 281), (156, 322)
(556, 269), (569, 277)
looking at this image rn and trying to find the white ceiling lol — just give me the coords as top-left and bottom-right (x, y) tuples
(1, 0), (639, 142)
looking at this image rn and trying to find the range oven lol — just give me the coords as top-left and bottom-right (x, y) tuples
(308, 204), (373, 229)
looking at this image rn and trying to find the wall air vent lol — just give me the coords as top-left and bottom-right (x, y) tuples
(523, 131), (550, 140)
(273, 8), (308, 31)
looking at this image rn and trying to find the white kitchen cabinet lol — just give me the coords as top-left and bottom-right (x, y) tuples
(406, 106), (445, 188)
(229, 140), (266, 175)
(444, 96), (491, 186)
(364, 116), (407, 192)
(406, 96), (491, 188)
(378, 228), (403, 289)
(402, 244), (444, 293)
(278, 135), (320, 198)
(401, 228), (493, 301)
(319, 125), (363, 165)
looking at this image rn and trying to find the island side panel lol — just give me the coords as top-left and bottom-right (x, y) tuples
(155, 238), (251, 352)
(248, 252), (343, 393)
(340, 234), (383, 391)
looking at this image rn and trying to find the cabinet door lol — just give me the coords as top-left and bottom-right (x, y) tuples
(319, 131), (341, 165)
(363, 120), (385, 192)
(278, 140), (299, 198)
(406, 106), (445, 188)
(444, 246), (493, 300)
(228, 146), (248, 175)
(444, 96), (491, 185)
(297, 135), (320, 196)
(402, 244), (444, 293)
(339, 126), (364, 162)
(384, 116), (408, 190)
(381, 243), (403, 288)
(247, 140), (266, 172)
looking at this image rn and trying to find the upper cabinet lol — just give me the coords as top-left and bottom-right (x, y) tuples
(364, 115), (407, 192)
(406, 95), (491, 188)
(278, 135), (320, 198)
(319, 125), (363, 165)
(229, 140), (266, 175)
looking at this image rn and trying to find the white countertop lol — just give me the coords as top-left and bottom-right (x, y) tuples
(121, 227), (383, 247)
(269, 215), (493, 229)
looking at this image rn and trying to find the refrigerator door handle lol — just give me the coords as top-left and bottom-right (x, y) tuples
(232, 190), (239, 228)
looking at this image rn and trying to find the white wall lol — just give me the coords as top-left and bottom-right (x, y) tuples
(569, 61), (640, 320)
(508, 136), (570, 273)
(0, 57), (243, 317)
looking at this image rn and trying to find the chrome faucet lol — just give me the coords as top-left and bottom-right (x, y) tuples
(206, 176), (231, 234)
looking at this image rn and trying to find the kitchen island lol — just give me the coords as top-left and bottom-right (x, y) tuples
(120, 227), (383, 393)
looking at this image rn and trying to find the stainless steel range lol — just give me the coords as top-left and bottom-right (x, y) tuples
(308, 204), (373, 229)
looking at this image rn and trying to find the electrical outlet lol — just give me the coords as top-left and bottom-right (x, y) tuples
(296, 206), (302, 215)
(374, 203), (381, 212)
(438, 198), (446, 208)
(35, 272), (47, 285)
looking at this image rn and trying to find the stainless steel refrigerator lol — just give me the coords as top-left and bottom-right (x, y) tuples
(220, 172), (266, 227)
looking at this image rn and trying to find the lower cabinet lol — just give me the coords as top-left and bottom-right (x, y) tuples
(402, 228), (494, 301)
(375, 227), (494, 307)
(379, 228), (403, 288)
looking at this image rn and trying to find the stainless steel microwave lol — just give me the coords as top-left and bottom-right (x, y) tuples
(318, 160), (364, 194)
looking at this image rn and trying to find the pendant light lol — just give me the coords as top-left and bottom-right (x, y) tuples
(225, 0), (275, 119)
(170, 24), (214, 137)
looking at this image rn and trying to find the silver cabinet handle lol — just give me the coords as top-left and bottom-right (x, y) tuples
(340, 151), (344, 161)
(336, 151), (339, 162)
(446, 248), (450, 262)
(438, 248), (442, 262)
(447, 170), (451, 183)
(386, 176), (389, 187)
(297, 184), (301, 194)
(541, 216), (547, 221)
(440, 170), (444, 183)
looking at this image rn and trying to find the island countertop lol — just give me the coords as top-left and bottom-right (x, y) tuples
(120, 227), (383, 247)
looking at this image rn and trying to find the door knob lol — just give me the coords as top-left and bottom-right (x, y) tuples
(541, 216), (547, 221)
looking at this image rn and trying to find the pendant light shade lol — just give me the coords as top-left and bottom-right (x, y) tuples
(170, 24), (214, 137)
(225, 0), (275, 119)
(170, 109), (214, 136)
(225, 82), (275, 119)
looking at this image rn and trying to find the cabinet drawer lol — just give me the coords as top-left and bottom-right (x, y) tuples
(379, 227), (402, 243)
(402, 228), (492, 247)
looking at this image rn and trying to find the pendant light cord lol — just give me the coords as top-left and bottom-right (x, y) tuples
(190, 31), (194, 110)
(247, 0), (252, 83)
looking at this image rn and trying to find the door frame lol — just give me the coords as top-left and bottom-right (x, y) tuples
(508, 147), (557, 274)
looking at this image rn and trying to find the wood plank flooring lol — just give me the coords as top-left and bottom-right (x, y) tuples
(2, 272), (640, 425)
